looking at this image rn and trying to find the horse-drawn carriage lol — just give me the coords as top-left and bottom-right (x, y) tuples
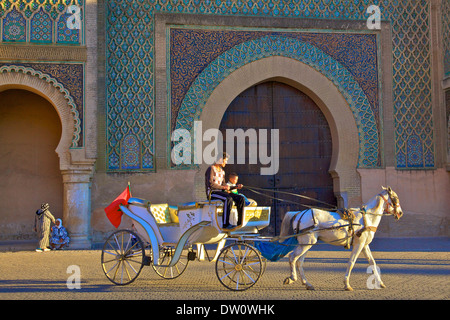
(101, 186), (403, 291)
(101, 196), (272, 291)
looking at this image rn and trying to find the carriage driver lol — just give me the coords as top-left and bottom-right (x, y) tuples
(205, 153), (245, 230)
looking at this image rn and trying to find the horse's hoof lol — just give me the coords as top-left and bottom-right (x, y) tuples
(345, 286), (353, 291)
(380, 282), (386, 289)
(283, 278), (294, 285)
(306, 284), (315, 290)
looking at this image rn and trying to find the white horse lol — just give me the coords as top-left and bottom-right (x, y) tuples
(280, 186), (403, 291)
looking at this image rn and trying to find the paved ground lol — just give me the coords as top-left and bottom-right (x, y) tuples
(0, 237), (448, 302)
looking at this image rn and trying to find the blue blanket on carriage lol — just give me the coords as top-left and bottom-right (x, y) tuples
(254, 237), (298, 262)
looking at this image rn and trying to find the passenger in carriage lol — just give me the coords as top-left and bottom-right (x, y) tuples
(227, 172), (251, 206)
(205, 153), (245, 230)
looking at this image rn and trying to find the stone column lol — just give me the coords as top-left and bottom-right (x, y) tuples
(62, 167), (94, 249)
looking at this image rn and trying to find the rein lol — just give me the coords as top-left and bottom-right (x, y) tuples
(243, 185), (338, 211)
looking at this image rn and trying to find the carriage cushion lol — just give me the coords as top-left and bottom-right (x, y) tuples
(150, 204), (172, 224)
(168, 205), (179, 223)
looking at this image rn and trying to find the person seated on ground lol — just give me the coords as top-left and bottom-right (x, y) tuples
(50, 219), (70, 250)
(205, 153), (245, 230)
(226, 172), (252, 206)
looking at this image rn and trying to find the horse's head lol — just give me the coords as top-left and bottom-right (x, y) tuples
(381, 186), (403, 220)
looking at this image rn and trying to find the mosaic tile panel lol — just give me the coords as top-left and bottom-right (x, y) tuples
(56, 11), (80, 43)
(174, 34), (379, 168)
(443, 0), (450, 77)
(106, 0), (154, 171)
(2, 6), (26, 42)
(390, 0), (433, 168)
(170, 28), (380, 134)
(30, 7), (52, 43)
(0, 0), (83, 44)
(105, 0), (435, 170)
(120, 133), (141, 169)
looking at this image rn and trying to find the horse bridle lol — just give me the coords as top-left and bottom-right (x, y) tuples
(380, 190), (401, 218)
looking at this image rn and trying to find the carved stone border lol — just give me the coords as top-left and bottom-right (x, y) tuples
(0, 44), (87, 62)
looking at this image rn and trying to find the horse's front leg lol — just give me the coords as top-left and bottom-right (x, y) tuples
(363, 245), (385, 289)
(344, 241), (365, 291)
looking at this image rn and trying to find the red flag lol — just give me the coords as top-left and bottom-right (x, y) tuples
(104, 185), (131, 228)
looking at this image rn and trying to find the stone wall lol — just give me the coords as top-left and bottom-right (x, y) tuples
(0, 1), (448, 245)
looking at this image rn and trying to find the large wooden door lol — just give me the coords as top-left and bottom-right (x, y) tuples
(220, 81), (336, 235)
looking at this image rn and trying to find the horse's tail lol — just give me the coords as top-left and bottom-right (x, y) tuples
(280, 211), (297, 238)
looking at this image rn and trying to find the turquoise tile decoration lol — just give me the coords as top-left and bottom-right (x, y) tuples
(173, 32), (380, 168)
(104, 0), (435, 170)
(0, 0), (437, 170)
(1, 0), (82, 44)
(442, 0), (450, 78)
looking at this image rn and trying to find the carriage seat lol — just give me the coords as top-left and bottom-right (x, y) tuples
(149, 198), (257, 225)
(149, 203), (179, 225)
(198, 198), (257, 207)
(203, 198), (258, 207)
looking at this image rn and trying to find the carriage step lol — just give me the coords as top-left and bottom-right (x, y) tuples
(188, 251), (196, 261)
(142, 255), (152, 266)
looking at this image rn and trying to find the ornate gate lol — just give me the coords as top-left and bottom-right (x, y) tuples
(220, 81), (336, 235)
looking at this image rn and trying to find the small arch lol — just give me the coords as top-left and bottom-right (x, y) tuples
(0, 65), (82, 169)
(30, 7), (53, 43)
(0, 89), (64, 239)
(2, 6), (27, 42)
(0, 67), (95, 248)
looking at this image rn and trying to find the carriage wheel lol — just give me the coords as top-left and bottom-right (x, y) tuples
(101, 229), (145, 285)
(215, 242), (263, 291)
(152, 246), (190, 279)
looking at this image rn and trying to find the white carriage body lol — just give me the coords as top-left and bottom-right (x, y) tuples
(104, 194), (273, 289)
(124, 197), (270, 247)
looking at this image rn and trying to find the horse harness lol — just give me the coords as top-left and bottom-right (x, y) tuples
(274, 206), (380, 248)
(340, 190), (399, 247)
(292, 209), (318, 236)
(354, 207), (377, 236)
(269, 188), (399, 248)
(380, 193), (401, 217)
(290, 209), (358, 249)
(337, 207), (379, 248)
(337, 208), (357, 249)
